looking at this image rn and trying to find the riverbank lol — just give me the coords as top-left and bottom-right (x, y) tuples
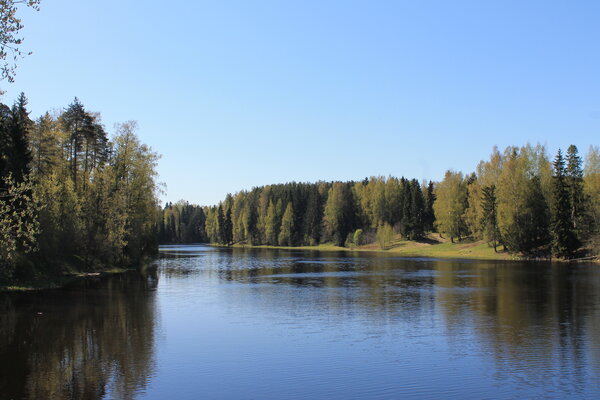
(0, 267), (133, 292)
(230, 235), (598, 263)
(0, 255), (159, 292)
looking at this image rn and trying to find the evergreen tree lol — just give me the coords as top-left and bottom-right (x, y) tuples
(423, 181), (436, 232)
(224, 207), (233, 245)
(217, 205), (226, 244)
(409, 179), (425, 239)
(8, 92), (33, 182)
(565, 145), (588, 239)
(481, 185), (499, 251)
(62, 97), (93, 189)
(551, 149), (578, 258)
(0, 103), (11, 182)
(302, 186), (322, 245)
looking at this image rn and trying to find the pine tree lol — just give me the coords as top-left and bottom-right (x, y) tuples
(217, 205), (226, 244)
(224, 207), (233, 245)
(551, 149), (578, 258)
(7, 93), (33, 182)
(423, 181), (436, 232)
(62, 97), (93, 189)
(0, 103), (12, 186)
(481, 185), (499, 251)
(565, 145), (588, 240)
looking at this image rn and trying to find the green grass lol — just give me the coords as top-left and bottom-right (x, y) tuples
(385, 239), (515, 260)
(231, 235), (519, 261)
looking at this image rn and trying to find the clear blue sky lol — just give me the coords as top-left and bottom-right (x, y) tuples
(3, 0), (599, 205)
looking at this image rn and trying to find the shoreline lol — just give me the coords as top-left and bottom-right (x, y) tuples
(0, 258), (157, 293)
(225, 238), (598, 264)
(0, 268), (132, 293)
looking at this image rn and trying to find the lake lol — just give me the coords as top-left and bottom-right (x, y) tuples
(1, 244), (600, 399)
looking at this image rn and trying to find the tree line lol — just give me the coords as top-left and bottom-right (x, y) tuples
(0, 94), (160, 283)
(434, 144), (599, 258)
(160, 143), (600, 259)
(159, 178), (435, 248)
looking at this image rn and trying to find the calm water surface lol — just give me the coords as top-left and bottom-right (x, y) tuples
(1, 244), (600, 399)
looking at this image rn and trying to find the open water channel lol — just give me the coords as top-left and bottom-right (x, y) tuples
(1, 244), (599, 399)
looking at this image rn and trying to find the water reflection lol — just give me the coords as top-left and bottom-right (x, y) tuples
(157, 246), (600, 398)
(0, 269), (158, 400)
(3, 246), (600, 399)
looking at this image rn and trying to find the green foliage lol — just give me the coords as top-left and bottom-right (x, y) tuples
(433, 170), (468, 242)
(376, 223), (394, 250)
(324, 182), (357, 246)
(496, 146), (551, 254)
(584, 146), (600, 236)
(565, 145), (590, 241)
(353, 229), (364, 246)
(464, 174), (483, 239)
(1, 96), (160, 285)
(423, 181), (436, 232)
(0, 174), (40, 279)
(169, 142), (597, 261)
(551, 149), (579, 258)
(278, 202), (295, 246)
(0, 0), (41, 86)
(480, 185), (499, 251)
(158, 201), (206, 244)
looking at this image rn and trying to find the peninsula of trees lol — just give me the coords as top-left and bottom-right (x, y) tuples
(0, 95), (160, 285)
(159, 144), (600, 260)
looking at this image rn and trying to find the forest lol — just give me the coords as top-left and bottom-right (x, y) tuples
(159, 143), (600, 260)
(0, 94), (160, 285)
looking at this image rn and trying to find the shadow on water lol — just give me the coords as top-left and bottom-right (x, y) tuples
(0, 268), (159, 400)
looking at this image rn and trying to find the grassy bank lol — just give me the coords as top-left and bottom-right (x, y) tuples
(230, 234), (592, 262)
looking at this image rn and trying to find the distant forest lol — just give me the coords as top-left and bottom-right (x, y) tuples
(0, 94), (160, 283)
(159, 144), (600, 259)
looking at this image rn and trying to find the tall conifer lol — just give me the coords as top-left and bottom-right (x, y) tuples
(551, 149), (578, 258)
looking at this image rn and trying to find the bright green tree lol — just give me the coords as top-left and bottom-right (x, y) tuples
(433, 170), (468, 242)
(278, 202), (295, 246)
(324, 182), (356, 246)
(376, 223), (394, 249)
(0, 174), (40, 279)
(497, 147), (550, 254)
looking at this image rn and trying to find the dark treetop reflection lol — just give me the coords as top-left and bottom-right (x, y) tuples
(0, 270), (158, 400)
(2, 245), (600, 399)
